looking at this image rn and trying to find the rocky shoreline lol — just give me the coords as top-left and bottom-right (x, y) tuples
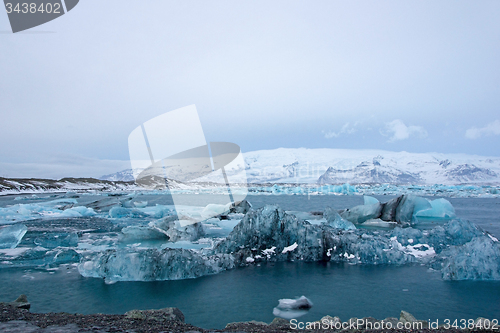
(0, 295), (497, 333)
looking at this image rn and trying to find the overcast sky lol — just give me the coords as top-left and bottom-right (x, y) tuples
(1, 0), (500, 178)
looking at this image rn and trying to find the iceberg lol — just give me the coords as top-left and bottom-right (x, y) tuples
(149, 216), (204, 242)
(394, 195), (431, 223)
(364, 196), (380, 205)
(133, 201), (148, 208)
(415, 198), (456, 219)
(59, 206), (96, 218)
(0, 246), (80, 268)
(323, 208), (356, 230)
(440, 237), (500, 280)
(276, 296), (313, 310)
(340, 203), (382, 224)
(78, 248), (235, 282)
(0, 224), (28, 249)
(109, 207), (149, 219)
(335, 195), (451, 225)
(120, 226), (168, 241)
(33, 232), (79, 249)
(201, 203), (231, 220)
(272, 307), (309, 320)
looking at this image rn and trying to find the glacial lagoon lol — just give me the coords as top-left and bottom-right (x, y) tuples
(0, 192), (499, 329)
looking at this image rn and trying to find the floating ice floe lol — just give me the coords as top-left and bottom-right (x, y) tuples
(272, 296), (313, 320)
(0, 224), (27, 249)
(337, 195), (455, 226)
(1, 193), (498, 282)
(277, 296), (313, 310)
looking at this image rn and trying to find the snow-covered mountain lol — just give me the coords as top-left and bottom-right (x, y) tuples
(0, 177), (139, 195)
(100, 169), (136, 182)
(101, 148), (500, 185)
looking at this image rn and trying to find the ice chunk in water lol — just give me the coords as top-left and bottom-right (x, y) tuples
(109, 207), (149, 218)
(272, 308), (309, 320)
(58, 206), (96, 218)
(276, 296), (313, 310)
(78, 248), (235, 282)
(33, 232), (79, 249)
(150, 216), (204, 242)
(440, 237), (500, 280)
(395, 195), (431, 223)
(120, 226), (168, 241)
(324, 208), (356, 230)
(133, 201), (148, 208)
(340, 203), (382, 224)
(0, 224), (27, 249)
(364, 196), (380, 205)
(415, 198), (456, 219)
(201, 203), (231, 220)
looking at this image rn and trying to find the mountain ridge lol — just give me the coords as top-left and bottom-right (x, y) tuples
(100, 148), (500, 185)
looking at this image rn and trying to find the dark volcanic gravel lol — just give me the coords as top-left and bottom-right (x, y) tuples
(0, 302), (497, 333)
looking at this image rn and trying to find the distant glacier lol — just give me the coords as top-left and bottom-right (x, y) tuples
(101, 148), (500, 185)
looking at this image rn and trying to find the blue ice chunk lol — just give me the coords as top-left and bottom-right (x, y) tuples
(1, 246), (80, 268)
(120, 226), (168, 241)
(340, 203), (382, 224)
(78, 248), (235, 282)
(0, 224), (28, 249)
(39, 198), (78, 209)
(34, 232), (79, 249)
(109, 207), (149, 218)
(441, 237), (500, 280)
(58, 206), (96, 218)
(395, 195), (431, 223)
(201, 204), (231, 220)
(364, 196), (380, 205)
(415, 198), (456, 219)
(133, 201), (148, 208)
(323, 208), (356, 230)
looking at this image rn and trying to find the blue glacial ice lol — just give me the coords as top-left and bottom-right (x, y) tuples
(323, 208), (356, 230)
(0, 224), (27, 249)
(78, 248), (235, 282)
(414, 198), (456, 219)
(74, 199), (500, 281)
(439, 236), (500, 280)
(276, 296), (313, 310)
(1, 192), (497, 282)
(337, 195), (455, 225)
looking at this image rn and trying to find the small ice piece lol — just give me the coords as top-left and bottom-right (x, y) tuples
(361, 219), (397, 228)
(323, 208), (356, 230)
(488, 234), (499, 242)
(121, 226), (169, 241)
(395, 195), (431, 223)
(441, 237), (500, 280)
(340, 202), (382, 224)
(272, 307), (309, 320)
(282, 242), (298, 254)
(415, 198), (456, 219)
(133, 201), (148, 208)
(364, 196), (380, 205)
(109, 207), (148, 218)
(201, 203), (231, 220)
(246, 257), (255, 263)
(0, 224), (28, 249)
(276, 296), (313, 310)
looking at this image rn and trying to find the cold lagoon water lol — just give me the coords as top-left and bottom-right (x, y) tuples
(0, 192), (499, 329)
